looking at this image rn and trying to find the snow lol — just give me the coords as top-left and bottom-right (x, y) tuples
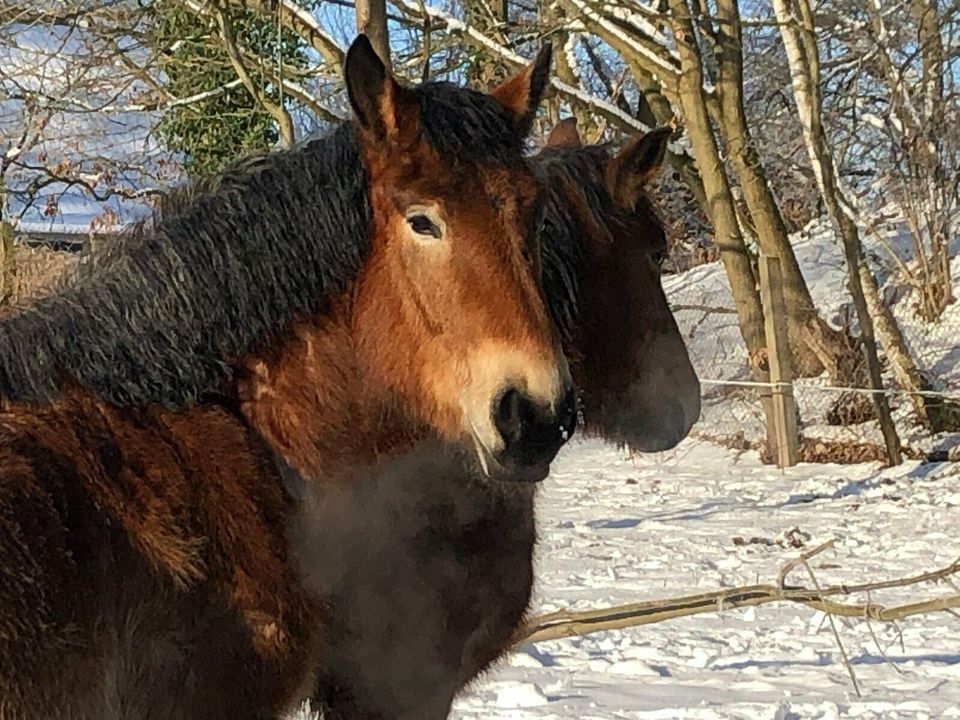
(664, 213), (960, 452)
(438, 216), (960, 718)
(565, 0), (680, 83)
(444, 438), (960, 719)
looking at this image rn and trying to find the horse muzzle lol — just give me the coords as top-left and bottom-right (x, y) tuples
(484, 384), (577, 482)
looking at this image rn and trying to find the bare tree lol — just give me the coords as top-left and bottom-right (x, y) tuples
(711, 0), (867, 388)
(668, 0), (778, 438)
(5, 0), (955, 443)
(480, 0), (876, 396)
(857, 0), (956, 322)
(0, 2), (171, 274)
(776, 0), (960, 433)
(773, 0), (902, 464)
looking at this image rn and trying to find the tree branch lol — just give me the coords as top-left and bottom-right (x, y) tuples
(215, 0), (344, 69)
(213, 3), (296, 147)
(518, 550), (960, 644)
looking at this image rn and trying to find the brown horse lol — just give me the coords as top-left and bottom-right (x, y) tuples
(301, 120), (701, 720)
(539, 117), (700, 450)
(0, 36), (572, 720)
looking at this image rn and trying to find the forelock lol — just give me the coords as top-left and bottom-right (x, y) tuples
(415, 82), (528, 169)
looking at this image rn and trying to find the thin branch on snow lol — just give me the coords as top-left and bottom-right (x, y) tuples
(517, 547), (960, 644)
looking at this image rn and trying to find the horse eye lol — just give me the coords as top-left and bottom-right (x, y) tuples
(408, 214), (442, 239)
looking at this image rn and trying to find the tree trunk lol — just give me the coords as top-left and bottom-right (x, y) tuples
(865, 0), (952, 323)
(909, 0), (952, 317)
(669, 0), (779, 453)
(630, 65), (711, 216)
(846, 0), (955, 431)
(355, 0), (391, 71)
(465, 0), (510, 86)
(547, 17), (594, 135)
(859, 251), (960, 431)
(0, 220), (11, 306)
(712, 0), (865, 383)
(911, 0), (944, 120)
(773, 0), (902, 464)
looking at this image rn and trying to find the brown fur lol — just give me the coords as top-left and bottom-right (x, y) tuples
(0, 393), (318, 719)
(0, 98), (698, 720)
(543, 121), (701, 451)
(294, 441), (536, 720)
(241, 157), (554, 481)
(0, 40), (566, 720)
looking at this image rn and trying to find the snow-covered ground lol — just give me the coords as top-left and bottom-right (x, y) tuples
(664, 215), (960, 455)
(448, 437), (960, 719)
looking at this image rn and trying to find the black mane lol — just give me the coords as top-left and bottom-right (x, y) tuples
(0, 82), (528, 408)
(535, 144), (615, 339)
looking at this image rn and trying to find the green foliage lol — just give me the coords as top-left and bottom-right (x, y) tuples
(152, 3), (315, 178)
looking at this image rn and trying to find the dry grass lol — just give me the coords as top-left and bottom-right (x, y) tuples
(2, 245), (78, 313)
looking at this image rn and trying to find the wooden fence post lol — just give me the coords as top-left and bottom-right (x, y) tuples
(759, 255), (800, 467)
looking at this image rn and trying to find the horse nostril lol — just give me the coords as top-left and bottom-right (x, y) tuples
(493, 387), (534, 451)
(491, 385), (576, 475)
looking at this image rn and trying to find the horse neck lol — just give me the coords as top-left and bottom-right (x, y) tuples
(236, 295), (424, 482)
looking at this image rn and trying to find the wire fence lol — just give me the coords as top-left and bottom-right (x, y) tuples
(664, 219), (960, 464)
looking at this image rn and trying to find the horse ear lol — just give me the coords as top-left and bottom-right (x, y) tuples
(546, 117), (582, 148)
(490, 43), (553, 137)
(344, 34), (418, 142)
(605, 126), (671, 207)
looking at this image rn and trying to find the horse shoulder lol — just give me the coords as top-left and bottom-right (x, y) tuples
(158, 404), (319, 660)
(0, 395), (316, 662)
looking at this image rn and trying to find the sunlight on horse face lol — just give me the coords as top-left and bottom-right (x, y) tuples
(345, 41), (575, 482)
(544, 120), (701, 452)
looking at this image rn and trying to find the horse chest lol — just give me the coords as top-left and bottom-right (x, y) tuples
(289, 444), (537, 720)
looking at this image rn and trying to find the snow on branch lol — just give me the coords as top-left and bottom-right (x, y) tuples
(604, 0), (674, 49)
(199, 0), (344, 68)
(389, 0), (662, 138)
(561, 0), (681, 86)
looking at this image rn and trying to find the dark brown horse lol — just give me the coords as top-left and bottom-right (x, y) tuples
(0, 36), (572, 720)
(539, 118), (700, 450)
(301, 119), (701, 720)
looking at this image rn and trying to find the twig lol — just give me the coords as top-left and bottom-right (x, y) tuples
(800, 554), (861, 696)
(416, 0), (432, 82)
(778, 539), (835, 589)
(864, 590), (904, 674)
(213, 4), (296, 146)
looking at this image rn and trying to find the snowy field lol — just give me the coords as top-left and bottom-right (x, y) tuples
(448, 437), (960, 719)
(664, 216), (960, 455)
